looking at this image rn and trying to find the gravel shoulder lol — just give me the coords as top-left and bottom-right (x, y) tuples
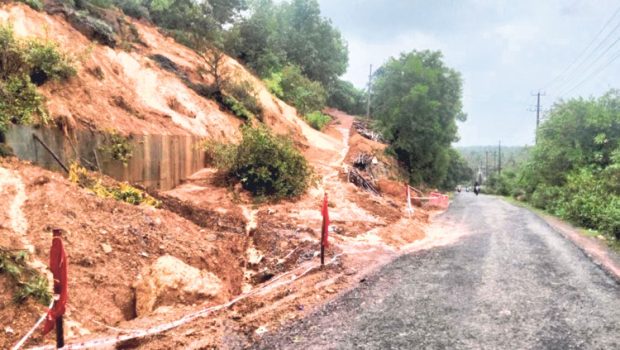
(252, 194), (620, 350)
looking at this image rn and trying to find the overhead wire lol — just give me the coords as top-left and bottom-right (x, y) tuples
(542, 4), (620, 97)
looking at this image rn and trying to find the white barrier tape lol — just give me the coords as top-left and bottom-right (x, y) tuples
(27, 255), (342, 350)
(12, 299), (54, 350)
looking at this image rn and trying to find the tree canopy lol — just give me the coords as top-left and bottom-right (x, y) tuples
(371, 50), (466, 186)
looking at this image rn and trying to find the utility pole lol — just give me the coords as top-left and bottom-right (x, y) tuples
(366, 64), (372, 119)
(498, 141), (502, 176)
(531, 91), (545, 143)
(485, 150), (489, 181)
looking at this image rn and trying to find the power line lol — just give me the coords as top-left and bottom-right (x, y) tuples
(560, 46), (620, 97)
(557, 36), (620, 98)
(542, 4), (620, 92)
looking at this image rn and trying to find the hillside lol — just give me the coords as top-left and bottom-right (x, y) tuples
(0, 2), (451, 349)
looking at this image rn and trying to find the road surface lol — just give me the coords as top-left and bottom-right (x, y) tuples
(252, 194), (620, 349)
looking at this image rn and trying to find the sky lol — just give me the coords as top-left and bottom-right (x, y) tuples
(314, 0), (620, 146)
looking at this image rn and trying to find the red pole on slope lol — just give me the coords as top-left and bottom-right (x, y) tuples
(321, 192), (330, 267)
(42, 228), (68, 349)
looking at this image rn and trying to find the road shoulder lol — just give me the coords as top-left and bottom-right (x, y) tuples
(499, 196), (620, 284)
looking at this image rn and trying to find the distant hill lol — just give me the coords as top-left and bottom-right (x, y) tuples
(457, 145), (531, 178)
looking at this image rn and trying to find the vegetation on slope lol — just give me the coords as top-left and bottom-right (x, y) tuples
(205, 125), (312, 200)
(0, 248), (51, 305)
(0, 24), (75, 132)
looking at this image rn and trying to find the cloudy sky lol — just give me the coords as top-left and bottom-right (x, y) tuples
(315, 0), (620, 146)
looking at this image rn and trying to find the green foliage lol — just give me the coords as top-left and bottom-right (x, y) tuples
(113, 0), (151, 20)
(205, 125), (312, 200)
(304, 111), (331, 131)
(99, 132), (133, 165)
(0, 24), (75, 132)
(326, 79), (366, 116)
(0, 75), (47, 132)
(441, 148), (473, 190)
(224, 80), (262, 117)
(25, 40), (76, 83)
(222, 95), (254, 121)
(0, 248), (52, 305)
(372, 50), (465, 187)
(278, 65), (326, 116)
(69, 163), (161, 207)
(225, 0), (347, 86)
(485, 90), (620, 241)
(17, 0), (44, 11)
(264, 71), (283, 98)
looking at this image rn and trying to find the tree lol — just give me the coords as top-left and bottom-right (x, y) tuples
(371, 50), (465, 186)
(326, 79), (366, 116)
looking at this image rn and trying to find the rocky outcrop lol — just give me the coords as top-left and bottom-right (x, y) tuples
(133, 255), (222, 316)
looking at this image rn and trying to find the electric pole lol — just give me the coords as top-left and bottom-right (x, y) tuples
(366, 64), (372, 119)
(498, 141), (502, 176)
(485, 150), (489, 181)
(531, 91), (545, 143)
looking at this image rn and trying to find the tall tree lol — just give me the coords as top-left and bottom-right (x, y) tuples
(371, 50), (466, 186)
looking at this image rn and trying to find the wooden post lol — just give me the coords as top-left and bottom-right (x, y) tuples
(55, 316), (64, 349)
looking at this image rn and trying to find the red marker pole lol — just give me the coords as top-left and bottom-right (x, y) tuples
(42, 228), (67, 349)
(320, 192), (329, 267)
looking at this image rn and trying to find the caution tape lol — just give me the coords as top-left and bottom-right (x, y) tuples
(26, 255), (342, 350)
(12, 299), (54, 350)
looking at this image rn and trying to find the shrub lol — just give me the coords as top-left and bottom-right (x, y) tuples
(206, 125), (312, 200)
(264, 71), (283, 98)
(279, 65), (326, 116)
(530, 184), (563, 211)
(17, 0), (44, 11)
(0, 248), (51, 305)
(305, 111), (331, 131)
(0, 74), (47, 132)
(114, 0), (151, 20)
(222, 95), (254, 121)
(225, 80), (262, 116)
(99, 131), (133, 165)
(25, 40), (77, 84)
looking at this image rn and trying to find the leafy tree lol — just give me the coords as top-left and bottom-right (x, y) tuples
(441, 148), (473, 189)
(326, 79), (366, 116)
(371, 50), (465, 186)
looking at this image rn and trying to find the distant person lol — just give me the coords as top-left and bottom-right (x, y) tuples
(474, 181), (480, 196)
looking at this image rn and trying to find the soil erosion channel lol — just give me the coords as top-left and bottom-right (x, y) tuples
(254, 194), (620, 350)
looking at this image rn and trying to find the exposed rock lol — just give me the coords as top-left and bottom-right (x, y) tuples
(101, 243), (112, 254)
(133, 255), (222, 316)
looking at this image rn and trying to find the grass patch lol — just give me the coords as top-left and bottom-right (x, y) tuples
(69, 163), (161, 207)
(304, 111), (331, 131)
(0, 248), (51, 305)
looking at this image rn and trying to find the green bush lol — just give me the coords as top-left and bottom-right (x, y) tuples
(99, 131), (133, 165)
(276, 65), (326, 116)
(305, 111), (331, 131)
(114, 0), (151, 20)
(530, 184), (563, 211)
(224, 80), (263, 118)
(0, 75), (47, 132)
(222, 95), (254, 121)
(205, 125), (313, 200)
(264, 71), (283, 98)
(25, 40), (76, 83)
(17, 0), (44, 11)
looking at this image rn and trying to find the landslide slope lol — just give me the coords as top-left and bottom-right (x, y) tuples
(0, 1), (334, 147)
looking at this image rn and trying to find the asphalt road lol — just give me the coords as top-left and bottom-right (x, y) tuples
(251, 194), (620, 350)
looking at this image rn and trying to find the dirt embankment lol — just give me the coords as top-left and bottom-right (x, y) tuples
(1, 108), (442, 349)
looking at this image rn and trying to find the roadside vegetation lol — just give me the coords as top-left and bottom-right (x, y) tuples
(482, 90), (620, 241)
(204, 125), (313, 201)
